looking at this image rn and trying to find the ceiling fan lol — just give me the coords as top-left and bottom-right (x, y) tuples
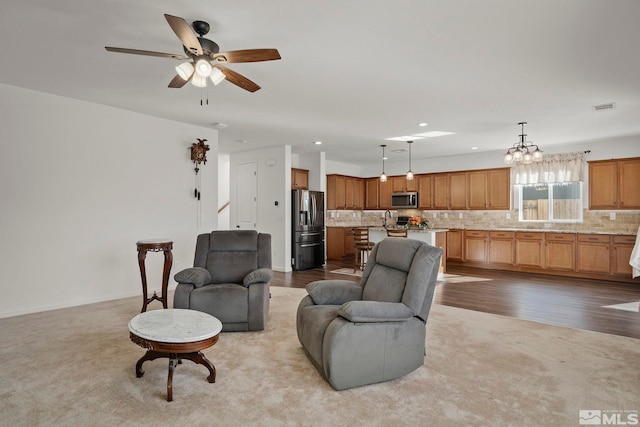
(105, 14), (281, 93)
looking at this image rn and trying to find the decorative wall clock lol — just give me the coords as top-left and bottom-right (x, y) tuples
(190, 138), (210, 174)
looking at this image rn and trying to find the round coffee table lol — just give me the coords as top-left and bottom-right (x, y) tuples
(128, 309), (222, 402)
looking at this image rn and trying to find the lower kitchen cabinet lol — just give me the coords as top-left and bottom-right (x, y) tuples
(488, 231), (514, 265)
(576, 234), (611, 274)
(446, 229), (463, 261)
(326, 227), (354, 260)
(464, 230), (487, 263)
(446, 229), (638, 283)
(515, 232), (543, 268)
(544, 233), (575, 271)
(612, 235), (636, 276)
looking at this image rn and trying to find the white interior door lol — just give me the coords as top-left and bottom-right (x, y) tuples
(236, 161), (257, 229)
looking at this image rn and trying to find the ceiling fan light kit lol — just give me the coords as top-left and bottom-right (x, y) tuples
(105, 13), (281, 96)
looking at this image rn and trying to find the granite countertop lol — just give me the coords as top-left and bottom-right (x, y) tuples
(461, 228), (635, 236)
(327, 225), (635, 236)
(369, 226), (449, 233)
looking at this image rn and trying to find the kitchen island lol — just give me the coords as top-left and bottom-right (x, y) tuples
(369, 227), (448, 277)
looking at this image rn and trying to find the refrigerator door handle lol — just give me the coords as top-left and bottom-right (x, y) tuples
(310, 193), (315, 228)
(301, 232), (323, 236)
(300, 242), (323, 248)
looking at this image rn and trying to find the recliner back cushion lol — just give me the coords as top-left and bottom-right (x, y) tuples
(361, 264), (407, 302)
(195, 230), (260, 283)
(361, 238), (421, 303)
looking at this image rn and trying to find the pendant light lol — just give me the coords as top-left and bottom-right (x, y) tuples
(379, 144), (388, 182)
(406, 140), (414, 181)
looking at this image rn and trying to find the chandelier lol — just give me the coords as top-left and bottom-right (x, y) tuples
(503, 122), (543, 164)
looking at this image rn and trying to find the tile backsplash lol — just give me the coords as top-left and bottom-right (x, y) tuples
(326, 209), (640, 234)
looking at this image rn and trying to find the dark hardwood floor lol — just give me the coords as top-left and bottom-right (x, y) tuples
(272, 261), (640, 339)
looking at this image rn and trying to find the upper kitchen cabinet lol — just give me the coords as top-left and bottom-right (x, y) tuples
(449, 172), (467, 209)
(433, 173), (449, 210)
(365, 178), (380, 209)
(291, 168), (309, 190)
(391, 175), (417, 192)
(379, 178), (392, 209)
(589, 157), (640, 209)
(327, 174), (364, 210)
(468, 168), (511, 210)
(417, 175), (433, 209)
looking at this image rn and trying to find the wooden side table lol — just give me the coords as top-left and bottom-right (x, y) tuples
(136, 239), (173, 312)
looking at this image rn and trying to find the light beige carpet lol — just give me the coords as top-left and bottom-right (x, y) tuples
(0, 287), (638, 427)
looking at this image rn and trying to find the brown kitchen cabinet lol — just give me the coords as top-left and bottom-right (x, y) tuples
(378, 178), (392, 209)
(326, 227), (354, 260)
(449, 172), (468, 209)
(576, 234), (611, 274)
(464, 230), (487, 263)
(544, 233), (575, 271)
(417, 174), (433, 209)
(488, 231), (514, 265)
(515, 232), (543, 268)
(433, 173), (449, 210)
(468, 168), (511, 210)
(291, 168), (309, 190)
(612, 235), (636, 276)
(365, 178), (379, 209)
(446, 229), (463, 261)
(391, 176), (417, 193)
(589, 157), (640, 209)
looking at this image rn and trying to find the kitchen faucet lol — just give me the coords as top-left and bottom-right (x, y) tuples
(384, 210), (392, 227)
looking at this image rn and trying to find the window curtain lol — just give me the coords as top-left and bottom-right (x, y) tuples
(513, 152), (585, 184)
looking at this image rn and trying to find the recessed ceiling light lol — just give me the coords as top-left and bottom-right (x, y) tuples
(385, 136), (426, 141)
(392, 148), (408, 153)
(235, 139), (248, 144)
(412, 131), (455, 138)
(417, 122), (428, 127)
(471, 147), (478, 150)
(313, 141), (322, 145)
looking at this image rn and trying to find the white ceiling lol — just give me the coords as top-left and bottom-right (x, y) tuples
(1, 0), (639, 167)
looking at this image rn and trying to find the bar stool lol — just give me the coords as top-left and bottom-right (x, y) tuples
(352, 227), (375, 273)
(386, 228), (408, 238)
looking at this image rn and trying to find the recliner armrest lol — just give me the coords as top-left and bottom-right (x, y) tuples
(307, 280), (363, 305)
(174, 267), (212, 288)
(337, 301), (414, 323)
(243, 268), (274, 287)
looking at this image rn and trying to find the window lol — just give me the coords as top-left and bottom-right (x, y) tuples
(518, 182), (583, 222)
(514, 151), (585, 223)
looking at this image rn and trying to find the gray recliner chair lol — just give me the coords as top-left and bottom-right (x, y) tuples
(173, 230), (273, 332)
(296, 238), (442, 390)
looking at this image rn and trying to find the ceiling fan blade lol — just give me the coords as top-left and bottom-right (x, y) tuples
(168, 74), (190, 88)
(164, 14), (203, 56)
(105, 47), (188, 60)
(212, 49), (281, 63)
(214, 65), (261, 92)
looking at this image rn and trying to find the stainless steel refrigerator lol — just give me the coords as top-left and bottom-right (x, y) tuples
(292, 189), (325, 270)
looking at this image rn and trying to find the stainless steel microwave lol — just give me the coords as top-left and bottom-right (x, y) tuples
(391, 192), (418, 209)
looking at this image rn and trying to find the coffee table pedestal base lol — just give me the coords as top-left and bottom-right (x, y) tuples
(135, 350), (216, 402)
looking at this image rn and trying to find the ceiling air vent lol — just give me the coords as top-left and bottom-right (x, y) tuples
(592, 102), (616, 112)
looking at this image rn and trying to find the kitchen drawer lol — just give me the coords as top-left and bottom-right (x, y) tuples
(515, 232), (542, 240)
(464, 230), (487, 238)
(490, 231), (514, 239)
(577, 234), (610, 243)
(544, 233), (575, 242)
(613, 235), (637, 244)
